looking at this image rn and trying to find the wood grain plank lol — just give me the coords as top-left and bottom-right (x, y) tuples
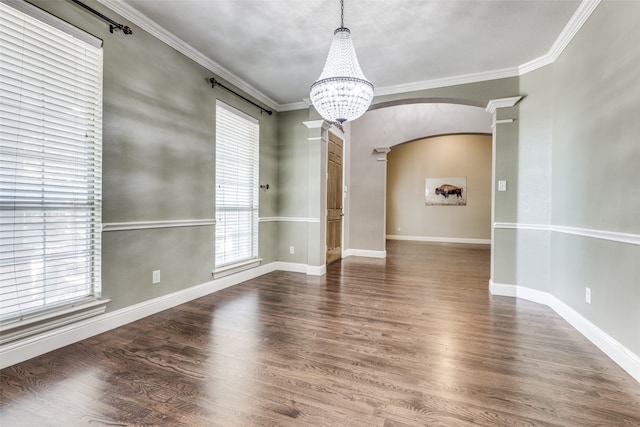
(2, 241), (639, 426)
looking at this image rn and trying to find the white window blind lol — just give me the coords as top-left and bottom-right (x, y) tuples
(0, 1), (103, 324)
(215, 101), (259, 268)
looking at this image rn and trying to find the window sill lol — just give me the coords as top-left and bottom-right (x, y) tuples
(213, 258), (263, 279)
(0, 299), (110, 346)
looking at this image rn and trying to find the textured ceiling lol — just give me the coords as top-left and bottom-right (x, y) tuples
(107, 0), (583, 109)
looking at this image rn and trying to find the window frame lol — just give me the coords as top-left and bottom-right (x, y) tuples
(214, 100), (260, 272)
(0, 0), (107, 340)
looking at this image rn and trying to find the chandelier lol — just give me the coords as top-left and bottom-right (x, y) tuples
(310, 0), (374, 124)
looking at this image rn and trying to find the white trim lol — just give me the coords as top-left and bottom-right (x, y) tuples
(266, 262), (326, 276)
(493, 222), (640, 246)
(343, 249), (387, 259)
(213, 258), (263, 278)
(97, 1), (599, 112)
(6, 257), (636, 384)
(0, 262), (277, 369)
(96, 0), (278, 111)
(489, 280), (640, 383)
(486, 96), (523, 114)
(0, 299), (109, 346)
(519, 0), (602, 75)
(306, 264), (327, 276)
(303, 120), (325, 129)
(0, 259), (335, 368)
(373, 147), (391, 154)
(488, 280), (518, 297)
(551, 225), (640, 246)
(492, 118), (515, 128)
(374, 66), (520, 98)
(102, 219), (215, 232)
(271, 262), (307, 274)
(279, 101), (310, 112)
(386, 235), (491, 245)
(308, 137), (322, 143)
(494, 222), (550, 231)
(259, 217), (320, 223)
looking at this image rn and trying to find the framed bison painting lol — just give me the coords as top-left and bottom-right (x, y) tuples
(425, 177), (467, 206)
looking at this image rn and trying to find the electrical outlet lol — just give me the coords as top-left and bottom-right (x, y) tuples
(498, 180), (507, 191)
(152, 270), (161, 284)
(585, 287), (591, 304)
(289, 246), (295, 255)
(397, 226), (402, 232)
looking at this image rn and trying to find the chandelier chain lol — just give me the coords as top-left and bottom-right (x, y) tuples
(340, 0), (344, 28)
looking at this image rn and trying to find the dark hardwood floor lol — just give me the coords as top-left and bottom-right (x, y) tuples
(2, 241), (639, 426)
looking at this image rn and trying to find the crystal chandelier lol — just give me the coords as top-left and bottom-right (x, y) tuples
(310, 0), (374, 124)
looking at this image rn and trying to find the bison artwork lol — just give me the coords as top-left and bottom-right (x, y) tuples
(435, 184), (463, 198)
(425, 177), (467, 206)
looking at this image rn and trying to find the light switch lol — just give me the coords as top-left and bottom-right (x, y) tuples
(498, 180), (507, 191)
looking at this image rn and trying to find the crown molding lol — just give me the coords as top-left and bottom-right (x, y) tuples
(303, 120), (325, 129)
(97, 0), (601, 113)
(373, 66), (520, 98)
(277, 99), (312, 112)
(96, 0), (279, 111)
(486, 96), (523, 114)
(279, 101), (311, 111)
(373, 147), (391, 154)
(519, 0), (601, 74)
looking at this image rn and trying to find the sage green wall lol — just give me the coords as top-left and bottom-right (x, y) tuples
(547, 1), (640, 355)
(386, 134), (492, 240)
(277, 109), (312, 264)
(29, 0), (279, 312)
(514, 1), (640, 356)
(27, 0), (639, 362)
(551, 2), (639, 232)
(511, 65), (554, 293)
(492, 105), (520, 286)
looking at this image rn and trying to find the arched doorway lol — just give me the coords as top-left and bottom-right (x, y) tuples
(345, 101), (493, 255)
(386, 133), (492, 245)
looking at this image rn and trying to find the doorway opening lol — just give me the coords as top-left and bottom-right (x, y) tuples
(385, 134), (492, 245)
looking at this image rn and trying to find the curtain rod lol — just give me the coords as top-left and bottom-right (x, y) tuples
(209, 78), (273, 116)
(69, 0), (132, 34)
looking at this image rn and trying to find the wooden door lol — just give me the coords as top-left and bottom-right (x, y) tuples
(326, 133), (343, 265)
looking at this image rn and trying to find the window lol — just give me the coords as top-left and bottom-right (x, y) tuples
(0, 0), (104, 328)
(215, 101), (259, 269)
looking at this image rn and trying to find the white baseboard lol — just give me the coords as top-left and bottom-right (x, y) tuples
(343, 249), (387, 259)
(1, 263), (278, 368)
(489, 280), (640, 383)
(387, 235), (491, 245)
(488, 280), (518, 297)
(272, 261), (326, 276)
(1, 260), (331, 369)
(306, 264), (326, 276)
(271, 261), (307, 274)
